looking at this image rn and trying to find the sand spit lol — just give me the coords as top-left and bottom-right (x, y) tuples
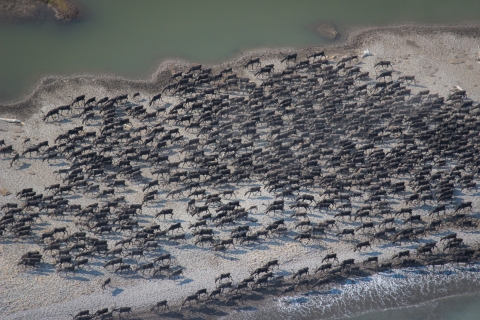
(1, 25), (480, 320)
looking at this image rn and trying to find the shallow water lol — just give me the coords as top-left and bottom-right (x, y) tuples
(222, 265), (480, 320)
(347, 293), (480, 320)
(2, 0), (480, 103)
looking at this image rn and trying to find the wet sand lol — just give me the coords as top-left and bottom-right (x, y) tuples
(2, 24), (480, 320)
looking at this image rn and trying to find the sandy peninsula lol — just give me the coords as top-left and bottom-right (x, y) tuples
(1, 24), (480, 320)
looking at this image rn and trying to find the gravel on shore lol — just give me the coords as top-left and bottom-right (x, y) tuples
(0, 0), (81, 22)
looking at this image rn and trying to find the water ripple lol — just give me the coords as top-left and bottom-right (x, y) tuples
(225, 264), (480, 320)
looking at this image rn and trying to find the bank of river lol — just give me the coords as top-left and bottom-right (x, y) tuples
(2, 0), (480, 104)
(2, 23), (480, 320)
(221, 265), (480, 320)
(2, 3), (480, 320)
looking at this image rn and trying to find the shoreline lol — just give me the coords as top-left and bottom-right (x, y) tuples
(2, 23), (480, 319)
(2, 22), (480, 119)
(220, 264), (480, 320)
(6, 262), (480, 320)
(129, 263), (480, 320)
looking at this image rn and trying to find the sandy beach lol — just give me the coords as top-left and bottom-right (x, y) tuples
(1, 24), (480, 320)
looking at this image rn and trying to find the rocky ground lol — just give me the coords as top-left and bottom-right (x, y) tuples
(0, 0), (80, 22)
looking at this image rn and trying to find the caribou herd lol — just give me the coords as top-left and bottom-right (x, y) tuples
(1, 48), (480, 318)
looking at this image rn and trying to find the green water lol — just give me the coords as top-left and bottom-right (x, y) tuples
(347, 293), (480, 320)
(1, 0), (480, 103)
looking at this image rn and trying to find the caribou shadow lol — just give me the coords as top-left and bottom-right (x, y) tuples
(111, 287), (124, 296)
